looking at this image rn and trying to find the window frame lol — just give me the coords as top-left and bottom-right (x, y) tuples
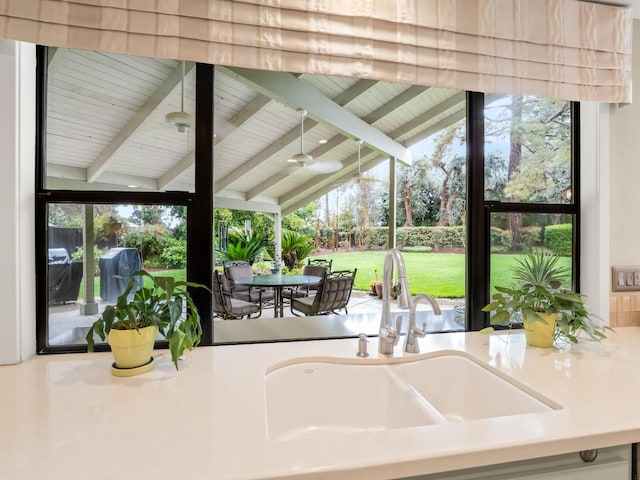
(35, 49), (580, 350)
(35, 47), (214, 353)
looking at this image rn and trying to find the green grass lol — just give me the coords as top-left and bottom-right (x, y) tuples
(72, 255), (572, 301)
(309, 252), (572, 298)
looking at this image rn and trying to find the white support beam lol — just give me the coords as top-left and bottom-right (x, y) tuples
(220, 66), (410, 162)
(213, 196), (281, 215)
(213, 75), (378, 194)
(279, 91), (468, 211)
(87, 61), (195, 183)
(214, 117), (318, 192)
(214, 93), (271, 147)
(279, 146), (378, 204)
(403, 110), (466, 147)
(363, 85), (429, 124)
(246, 134), (347, 200)
(282, 154), (386, 215)
(246, 83), (424, 200)
(158, 151), (194, 190)
(47, 164), (158, 190)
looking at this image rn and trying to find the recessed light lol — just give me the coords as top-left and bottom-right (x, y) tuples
(127, 185), (138, 188)
(318, 139), (327, 144)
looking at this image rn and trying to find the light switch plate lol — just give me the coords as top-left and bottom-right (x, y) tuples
(612, 266), (640, 292)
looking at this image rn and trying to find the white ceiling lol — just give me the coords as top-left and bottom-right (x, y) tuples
(45, 48), (467, 215)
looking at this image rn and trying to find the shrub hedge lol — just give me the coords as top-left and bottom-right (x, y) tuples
(544, 223), (572, 256)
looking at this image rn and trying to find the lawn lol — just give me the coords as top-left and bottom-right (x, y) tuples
(308, 251), (572, 298)
(73, 254), (571, 301)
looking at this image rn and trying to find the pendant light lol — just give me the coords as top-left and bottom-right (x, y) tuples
(287, 109), (342, 173)
(165, 60), (193, 133)
(288, 109), (313, 166)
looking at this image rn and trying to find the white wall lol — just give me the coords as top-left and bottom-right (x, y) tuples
(0, 40), (36, 364)
(610, 19), (640, 267)
(581, 103), (610, 322)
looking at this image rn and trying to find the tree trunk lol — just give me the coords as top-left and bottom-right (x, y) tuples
(399, 177), (413, 227)
(508, 97), (524, 248)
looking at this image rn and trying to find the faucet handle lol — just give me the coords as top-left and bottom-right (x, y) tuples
(394, 315), (403, 339)
(404, 322), (427, 354)
(379, 315), (403, 353)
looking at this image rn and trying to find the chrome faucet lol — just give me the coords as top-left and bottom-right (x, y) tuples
(404, 293), (441, 354)
(379, 249), (413, 354)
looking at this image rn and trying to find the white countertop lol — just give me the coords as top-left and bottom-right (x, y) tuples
(2, 327), (640, 480)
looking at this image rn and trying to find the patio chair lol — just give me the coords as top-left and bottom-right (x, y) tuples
(282, 263), (331, 301)
(290, 269), (357, 316)
(307, 258), (333, 270)
(213, 272), (262, 320)
(224, 263), (274, 305)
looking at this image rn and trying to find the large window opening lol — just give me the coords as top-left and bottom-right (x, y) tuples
(36, 47), (579, 351)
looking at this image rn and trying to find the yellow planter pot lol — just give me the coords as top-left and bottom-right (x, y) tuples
(523, 312), (557, 348)
(108, 325), (158, 370)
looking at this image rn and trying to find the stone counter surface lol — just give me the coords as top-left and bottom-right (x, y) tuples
(1, 327), (640, 479)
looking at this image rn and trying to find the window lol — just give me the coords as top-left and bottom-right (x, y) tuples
(36, 48), (579, 350)
(36, 47), (214, 353)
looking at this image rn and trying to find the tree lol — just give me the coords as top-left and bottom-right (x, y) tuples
(486, 96), (572, 249)
(129, 205), (165, 226)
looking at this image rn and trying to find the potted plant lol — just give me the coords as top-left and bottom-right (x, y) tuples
(85, 270), (207, 374)
(482, 250), (608, 347)
(370, 268), (382, 297)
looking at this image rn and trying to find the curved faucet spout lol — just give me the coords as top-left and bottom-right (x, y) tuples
(379, 248), (413, 354)
(404, 293), (442, 354)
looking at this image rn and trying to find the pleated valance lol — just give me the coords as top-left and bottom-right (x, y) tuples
(0, 0), (632, 102)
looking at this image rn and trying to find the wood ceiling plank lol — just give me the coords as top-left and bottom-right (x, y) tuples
(86, 61), (195, 183)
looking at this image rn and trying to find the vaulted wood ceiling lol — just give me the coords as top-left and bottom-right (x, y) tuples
(46, 48), (465, 215)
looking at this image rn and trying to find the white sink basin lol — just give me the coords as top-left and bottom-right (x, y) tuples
(265, 361), (446, 441)
(265, 350), (559, 441)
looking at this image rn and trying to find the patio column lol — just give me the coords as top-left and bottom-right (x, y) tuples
(79, 204), (98, 315)
(274, 212), (282, 268)
(388, 157), (396, 249)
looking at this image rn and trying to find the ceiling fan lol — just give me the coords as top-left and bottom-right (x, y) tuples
(287, 109), (342, 173)
(165, 60), (194, 133)
(328, 139), (386, 189)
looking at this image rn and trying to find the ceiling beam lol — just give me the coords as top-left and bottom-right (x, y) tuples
(86, 61), (195, 183)
(157, 151), (195, 190)
(214, 76), (378, 193)
(245, 134), (347, 201)
(282, 153), (387, 215)
(214, 117), (319, 193)
(219, 66), (410, 162)
(279, 145), (377, 204)
(363, 85), (429, 124)
(246, 83), (428, 200)
(214, 93), (271, 147)
(47, 164), (158, 190)
(280, 91), (469, 210)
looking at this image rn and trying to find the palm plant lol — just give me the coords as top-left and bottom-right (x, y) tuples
(281, 230), (314, 269)
(216, 227), (266, 264)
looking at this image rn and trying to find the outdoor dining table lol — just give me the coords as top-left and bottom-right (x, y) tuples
(234, 274), (322, 318)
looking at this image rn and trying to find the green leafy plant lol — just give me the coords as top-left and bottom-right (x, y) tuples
(482, 250), (609, 344)
(85, 270), (207, 369)
(216, 228), (266, 263)
(281, 230), (314, 269)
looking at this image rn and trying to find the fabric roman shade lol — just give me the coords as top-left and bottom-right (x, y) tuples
(0, 0), (632, 102)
